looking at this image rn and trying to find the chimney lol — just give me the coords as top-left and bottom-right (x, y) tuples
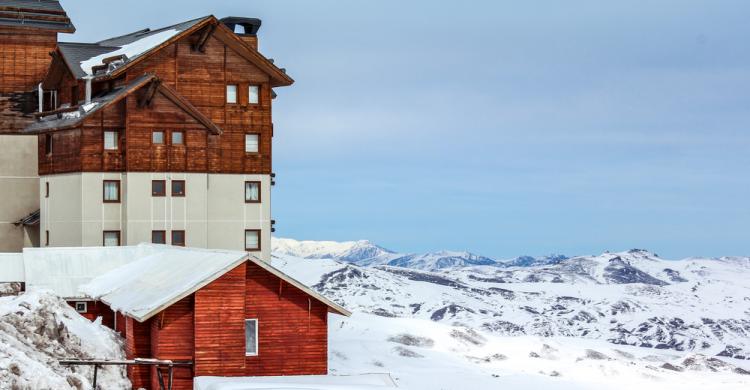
(220, 17), (262, 50)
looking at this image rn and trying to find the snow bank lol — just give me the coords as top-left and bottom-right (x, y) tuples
(0, 291), (128, 389)
(195, 374), (397, 390)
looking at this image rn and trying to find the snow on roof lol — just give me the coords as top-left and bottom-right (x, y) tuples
(23, 245), (160, 299)
(194, 374), (398, 390)
(79, 28), (179, 75)
(0, 253), (24, 282)
(80, 246), (249, 322)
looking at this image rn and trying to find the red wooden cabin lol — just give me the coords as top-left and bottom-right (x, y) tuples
(81, 246), (350, 390)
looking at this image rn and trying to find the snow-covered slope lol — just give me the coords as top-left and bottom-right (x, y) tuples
(387, 251), (497, 269)
(271, 248), (750, 389)
(272, 237), (400, 266)
(0, 290), (129, 389)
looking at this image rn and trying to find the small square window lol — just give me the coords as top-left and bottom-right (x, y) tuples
(171, 230), (185, 246)
(103, 231), (120, 246)
(152, 180), (166, 196)
(245, 229), (260, 251)
(171, 180), (185, 197)
(104, 131), (118, 150)
(103, 180), (120, 203)
(227, 84), (238, 104)
(172, 131), (184, 145)
(75, 302), (87, 313)
(245, 181), (260, 203)
(245, 319), (258, 356)
(248, 85), (260, 104)
(152, 230), (166, 244)
(152, 131), (165, 144)
(245, 134), (259, 153)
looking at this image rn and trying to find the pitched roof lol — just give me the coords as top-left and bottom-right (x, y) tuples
(80, 245), (351, 321)
(24, 73), (223, 134)
(55, 15), (293, 87)
(0, 0), (75, 32)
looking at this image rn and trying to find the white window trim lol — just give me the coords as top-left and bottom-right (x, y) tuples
(248, 85), (260, 104)
(245, 318), (259, 356)
(104, 130), (118, 150)
(245, 133), (259, 153)
(227, 84), (238, 104)
(75, 302), (88, 313)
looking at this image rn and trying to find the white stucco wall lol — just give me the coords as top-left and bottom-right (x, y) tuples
(0, 135), (39, 252)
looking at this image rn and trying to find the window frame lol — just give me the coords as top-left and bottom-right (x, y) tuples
(152, 230), (167, 244)
(171, 130), (184, 146)
(74, 302), (88, 313)
(102, 180), (121, 203)
(171, 230), (186, 247)
(152, 180), (166, 197)
(244, 181), (261, 203)
(103, 130), (119, 150)
(245, 318), (259, 356)
(227, 84), (238, 104)
(245, 133), (259, 154)
(102, 230), (121, 247)
(171, 180), (186, 197)
(152, 130), (165, 145)
(248, 85), (260, 105)
(245, 229), (261, 251)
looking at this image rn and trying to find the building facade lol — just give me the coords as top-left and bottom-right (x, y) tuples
(23, 13), (292, 261)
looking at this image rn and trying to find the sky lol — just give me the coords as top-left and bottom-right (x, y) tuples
(64, 1), (750, 259)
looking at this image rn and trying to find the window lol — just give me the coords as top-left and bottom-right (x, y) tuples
(45, 182), (49, 198)
(245, 229), (261, 251)
(245, 134), (259, 153)
(103, 180), (120, 203)
(172, 131), (184, 145)
(171, 180), (185, 197)
(44, 134), (52, 155)
(152, 180), (166, 196)
(104, 131), (118, 150)
(74, 302), (87, 313)
(152, 230), (166, 244)
(171, 230), (185, 246)
(245, 319), (258, 356)
(245, 181), (260, 203)
(152, 131), (165, 144)
(248, 85), (260, 104)
(227, 84), (238, 104)
(103, 231), (120, 246)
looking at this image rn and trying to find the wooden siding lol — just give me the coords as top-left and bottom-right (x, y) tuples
(150, 296), (194, 390)
(244, 262), (329, 376)
(67, 300), (115, 329)
(194, 263), (247, 377)
(125, 316), (152, 389)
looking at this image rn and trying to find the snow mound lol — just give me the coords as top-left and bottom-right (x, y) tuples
(0, 291), (128, 389)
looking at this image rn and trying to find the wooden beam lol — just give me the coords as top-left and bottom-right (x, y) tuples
(138, 79), (161, 108)
(192, 24), (216, 53)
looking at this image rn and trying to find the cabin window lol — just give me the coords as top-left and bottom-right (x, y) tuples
(152, 230), (166, 244)
(103, 231), (120, 246)
(152, 180), (166, 196)
(245, 319), (258, 356)
(44, 134), (52, 155)
(171, 230), (185, 246)
(74, 302), (87, 313)
(171, 180), (185, 197)
(104, 131), (118, 150)
(227, 84), (238, 104)
(245, 229), (261, 251)
(103, 180), (120, 203)
(152, 131), (165, 144)
(172, 131), (184, 145)
(245, 134), (259, 153)
(245, 181), (260, 203)
(248, 85), (260, 104)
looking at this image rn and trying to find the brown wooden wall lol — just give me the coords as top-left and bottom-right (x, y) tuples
(244, 262), (329, 376)
(150, 296), (195, 390)
(0, 28), (58, 133)
(125, 316), (152, 389)
(194, 263), (247, 378)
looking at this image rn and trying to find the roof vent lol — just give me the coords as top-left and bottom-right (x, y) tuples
(220, 17), (261, 50)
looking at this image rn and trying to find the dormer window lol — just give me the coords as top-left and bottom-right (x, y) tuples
(248, 85), (259, 104)
(104, 131), (118, 150)
(227, 84), (238, 104)
(245, 134), (259, 153)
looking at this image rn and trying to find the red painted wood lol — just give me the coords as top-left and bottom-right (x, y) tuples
(67, 300), (115, 329)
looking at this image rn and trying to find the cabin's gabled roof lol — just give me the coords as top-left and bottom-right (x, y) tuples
(55, 15), (293, 87)
(0, 0), (75, 33)
(79, 245), (351, 321)
(25, 73), (223, 134)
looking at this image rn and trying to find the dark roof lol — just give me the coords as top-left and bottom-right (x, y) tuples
(57, 16), (210, 79)
(14, 209), (39, 226)
(0, 0), (75, 32)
